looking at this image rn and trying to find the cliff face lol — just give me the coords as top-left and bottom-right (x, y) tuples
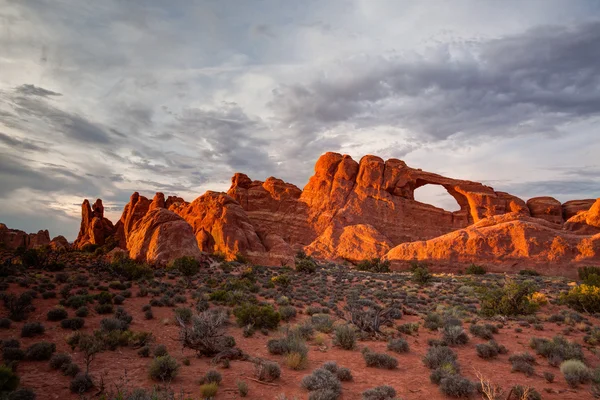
(0, 223), (51, 250)
(70, 152), (600, 274)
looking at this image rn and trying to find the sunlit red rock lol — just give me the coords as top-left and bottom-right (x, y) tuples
(73, 199), (115, 249)
(527, 196), (563, 225)
(564, 198), (600, 235)
(50, 235), (70, 251)
(127, 208), (203, 265)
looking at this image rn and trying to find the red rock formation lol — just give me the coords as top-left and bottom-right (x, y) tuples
(0, 223), (50, 249)
(127, 208), (203, 264)
(50, 236), (70, 252)
(114, 192), (151, 249)
(527, 197), (563, 225)
(564, 199), (600, 235)
(562, 199), (595, 220)
(385, 213), (600, 277)
(73, 199), (115, 249)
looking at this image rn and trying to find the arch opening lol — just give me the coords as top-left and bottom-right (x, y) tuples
(413, 184), (462, 212)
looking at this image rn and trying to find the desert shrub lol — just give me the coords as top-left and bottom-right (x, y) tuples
(100, 317), (127, 332)
(439, 375), (475, 398)
(271, 274), (292, 288)
(2, 347), (25, 362)
(108, 255), (153, 281)
(25, 342), (56, 360)
(479, 279), (539, 316)
(311, 314), (333, 333)
(560, 359), (591, 387)
(387, 338), (409, 353)
(279, 305), (297, 321)
(170, 256), (201, 278)
(301, 368), (341, 396)
(519, 269), (540, 276)
(153, 344), (168, 357)
(178, 309), (235, 357)
(199, 382), (218, 398)
(424, 313), (443, 330)
(174, 307), (193, 324)
(8, 387), (36, 400)
(21, 322), (44, 338)
(465, 264), (486, 275)
(362, 349), (398, 369)
(543, 371), (555, 383)
(70, 373), (93, 394)
(469, 323), (497, 339)
(49, 353), (72, 370)
(255, 361), (281, 382)
(203, 369), (222, 384)
(233, 303), (280, 330)
(412, 266), (431, 285)
(94, 303), (114, 314)
(149, 355), (179, 381)
(508, 385), (541, 400)
(296, 258), (317, 274)
(0, 318), (11, 329)
(357, 258), (390, 273)
(47, 307), (68, 321)
(2, 339), (20, 348)
(509, 353), (535, 376)
(529, 335), (584, 366)
(286, 351), (308, 370)
(62, 363), (80, 377)
(561, 284), (600, 313)
(442, 325), (469, 346)
(423, 346), (458, 369)
(61, 318), (85, 330)
(2, 292), (33, 321)
(579, 266), (600, 285)
(476, 341), (506, 359)
(333, 324), (356, 350)
(0, 364), (20, 392)
(361, 385), (396, 400)
(236, 380), (249, 397)
(75, 306), (89, 318)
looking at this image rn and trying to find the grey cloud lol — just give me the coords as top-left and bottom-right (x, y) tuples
(499, 179), (600, 200)
(0, 132), (48, 152)
(15, 84), (62, 97)
(270, 21), (600, 142)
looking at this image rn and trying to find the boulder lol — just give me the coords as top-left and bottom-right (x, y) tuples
(527, 196), (563, 225)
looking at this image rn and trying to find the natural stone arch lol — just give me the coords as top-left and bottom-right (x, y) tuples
(413, 183), (463, 212)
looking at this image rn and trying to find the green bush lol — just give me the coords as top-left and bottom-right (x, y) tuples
(442, 325), (469, 346)
(518, 269), (540, 276)
(362, 385), (396, 400)
(356, 258), (390, 273)
(236, 380), (249, 397)
(423, 346), (457, 370)
(202, 369), (222, 385)
(70, 373), (93, 394)
(255, 361), (280, 382)
(333, 324), (356, 350)
(469, 323), (497, 339)
(25, 342), (56, 361)
(149, 355), (179, 381)
(529, 335), (584, 366)
(301, 368), (341, 397)
(169, 256), (201, 278)
(61, 318), (85, 330)
(476, 340), (506, 359)
(509, 353), (535, 376)
(47, 307), (68, 321)
(279, 305), (297, 321)
(439, 375), (475, 398)
(174, 307), (193, 323)
(233, 303), (280, 330)
(560, 359), (591, 387)
(579, 266), (600, 285)
(0, 364), (20, 392)
(109, 255), (153, 281)
(387, 338), (409, 353)
(21, 322), (45, 338)
(479, 279), (539, 316)
(561, 284), (600, 313)
(362, 349), (398, 369)
(311, 314), (333, 333)
(49, 353), (72, 370)
(465, 264), (486, 275)
(412, 266), (431, 285)
(199, 382), (218, 398)
(296, 258), (317, 274)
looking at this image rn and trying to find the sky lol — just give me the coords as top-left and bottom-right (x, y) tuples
(1, 0), (600, 241)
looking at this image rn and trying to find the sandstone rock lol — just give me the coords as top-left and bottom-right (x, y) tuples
(562, 199), (595, 220)
(74, 199), (115, 249)
(114, 192), (151, 249)
(0, 223), (51, 250)
(50, 235), (70, 251)
(385, 213), (600, 277)
(527, 196), (563, 225)
(564, 198), (600, 235)
(127, 208), (203, 265)
(175, 191), (265, 259)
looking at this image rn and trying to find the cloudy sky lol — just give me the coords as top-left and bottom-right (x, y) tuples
(1, 0), (600, 240)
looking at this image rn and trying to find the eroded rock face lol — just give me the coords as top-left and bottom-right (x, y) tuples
(385, 213), (600, 277)
(0, 223), (51, 249)
(527, 197), (563, 225)
(69, 153), (600, 274)
(50, 236), (70, 251)
(74, 199), (115, 249)
(127, 208), (203, 264)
